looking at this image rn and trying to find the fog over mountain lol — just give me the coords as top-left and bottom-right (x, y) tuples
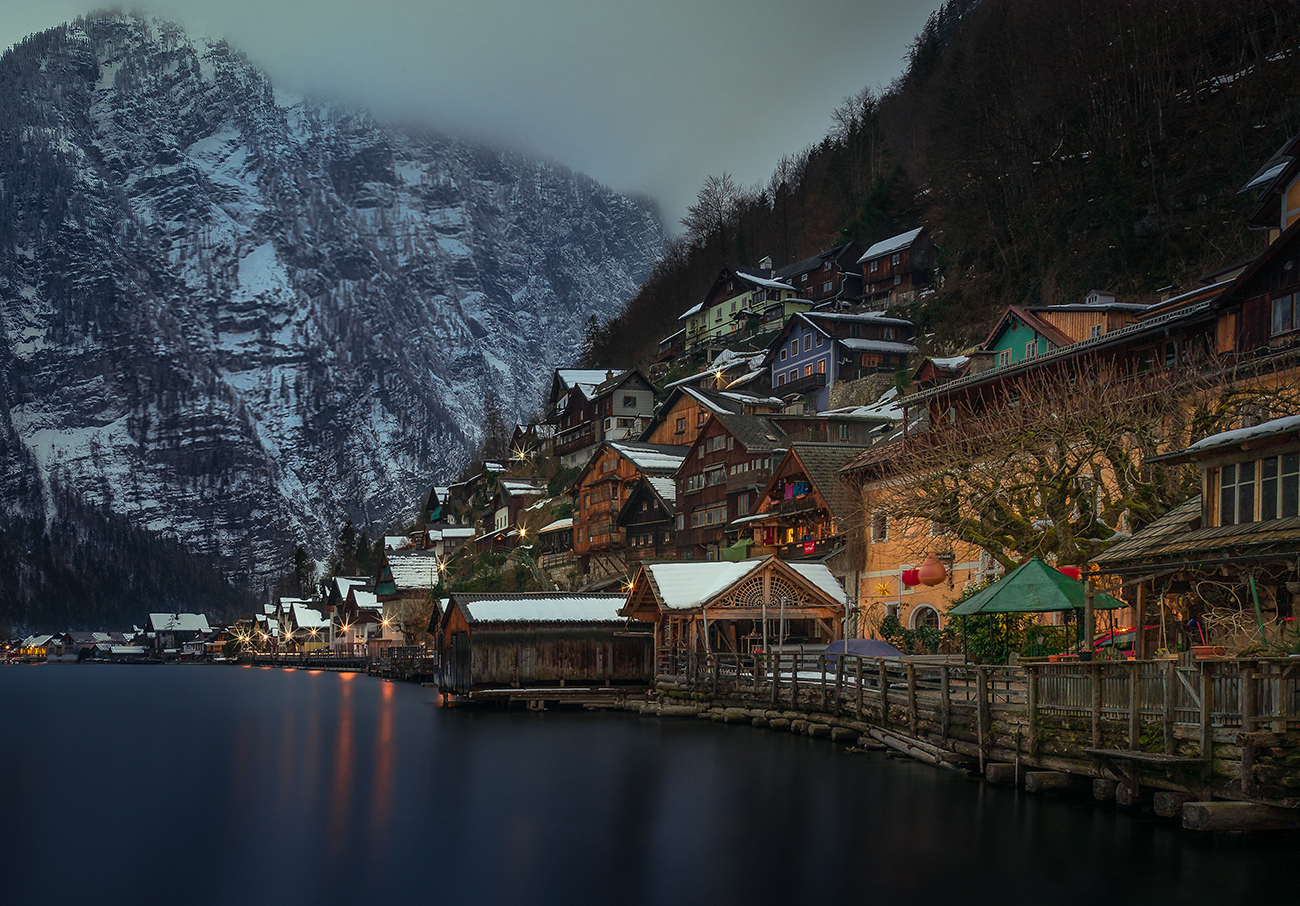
(0, 12), (665, 622)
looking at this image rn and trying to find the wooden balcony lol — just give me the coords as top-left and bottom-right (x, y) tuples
(780, 372), (826, 396)
(726, 471), (766, 494)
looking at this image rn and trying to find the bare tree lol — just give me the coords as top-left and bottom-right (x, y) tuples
(680, 172), (742, 267)
(859, 355), (1300, 571)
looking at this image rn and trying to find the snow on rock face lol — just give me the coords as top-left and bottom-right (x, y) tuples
(0, 12), (665, 590)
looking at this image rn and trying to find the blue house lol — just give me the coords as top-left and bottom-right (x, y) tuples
(765, 311), (916, 412)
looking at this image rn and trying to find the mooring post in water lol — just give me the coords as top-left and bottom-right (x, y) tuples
(1026, 665), (1038, 759)
(855, 657), (864, 717)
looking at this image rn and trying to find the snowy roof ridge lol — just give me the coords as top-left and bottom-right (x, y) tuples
(857, 227), (925, 263)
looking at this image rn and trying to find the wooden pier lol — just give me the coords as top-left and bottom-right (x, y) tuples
(239, 646), (437, 682)
(654, 652), (1300, 831)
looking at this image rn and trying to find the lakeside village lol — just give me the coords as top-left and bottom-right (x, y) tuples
(9, 139), (1300, 832)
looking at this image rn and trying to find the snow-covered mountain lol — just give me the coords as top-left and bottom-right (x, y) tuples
(0, 12), (664, 614)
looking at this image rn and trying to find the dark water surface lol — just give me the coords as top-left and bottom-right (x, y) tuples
(1, 665), (1295, 905)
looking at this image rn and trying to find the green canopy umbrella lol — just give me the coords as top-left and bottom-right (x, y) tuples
(948, 557), (1125, 615)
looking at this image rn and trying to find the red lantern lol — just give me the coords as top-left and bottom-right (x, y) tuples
(901, 568), (920, 588)
(918, 553), (947, 587)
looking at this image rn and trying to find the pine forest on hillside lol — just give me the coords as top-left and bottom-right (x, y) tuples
(586, 0), (1300, 367)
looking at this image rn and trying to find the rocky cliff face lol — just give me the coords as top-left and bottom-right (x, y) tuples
(0, 12), (664, 621)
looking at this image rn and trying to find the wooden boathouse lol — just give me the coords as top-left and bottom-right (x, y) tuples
(437, 593), (654, 703)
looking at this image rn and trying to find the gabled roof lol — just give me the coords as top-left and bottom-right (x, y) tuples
(608, 441), (689, 474)
(445, 593), (627, 626)
(696, 409), (787, 456)
(382, 551), (443, 590)
(1241, 135), (1300, 229)
(626, 556), (847, 613)
(290, 604), (329, 630)
(980, 305), (1075, 352)
(148, 613), (211, 633)
(857, 227), (926, 263)
(758, 443), (868, 524)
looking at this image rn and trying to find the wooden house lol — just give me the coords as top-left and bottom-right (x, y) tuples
(673, 408), (788, 561)
(1242, 134), (1300, 243)
(1096, 414), (1300, 658)
(571, 440), (688, 581)
(617, 476), (677, 564)
(1025, 291), (1150, 344)
(375, 550), (444, 644)
(773, 242), (864, 305)
(676, 266), (806, 355)
(146, 613), (211, 655)
(546, 368), (657, 468)
(437, 593), (652, 695)
(857, 227), (937, 307)
(620, 556), (846, 666)
(490, 478), (548, 532)
(742, 443), (868, 571)
(639, 385), (782, 448)
(535, 517), (576, 571)
(764, 311), (916, 412)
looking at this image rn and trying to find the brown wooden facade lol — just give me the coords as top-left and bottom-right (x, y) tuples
(571, 441), (687, 574)
(616, 477), (677, 565)
(620, 557), (845, 663)
(674, 411), (786, 560)
(438, 594), (652, 693)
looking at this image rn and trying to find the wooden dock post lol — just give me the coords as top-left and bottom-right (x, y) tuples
(977, 666), (990, 766)
(878, 659), (889, 726)
(906, 663), (918, 736)
(1128, 662), (1141, 750)
(821, 655), (828, 711)
(1163, 660), (1176, 755)
(855, 658), (864, 717)
(1241, 662), (1257, 796)
(770, 652), (778, 706)
(1199, 663), (1214, 758)
(940, 664), (952, 742)
(1026, 666), (1038, 759)
(833, 654), (844, 716)
(1091, 663), (1102, 749)
(791, 652), (800, 707)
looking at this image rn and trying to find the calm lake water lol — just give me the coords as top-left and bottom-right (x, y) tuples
(1, 665), (1295, 905)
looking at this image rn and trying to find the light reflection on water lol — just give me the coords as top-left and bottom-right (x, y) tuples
(0, 664), (1295, 906)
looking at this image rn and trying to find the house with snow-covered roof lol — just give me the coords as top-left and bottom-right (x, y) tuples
(676, 265), (807, 355)
(857, 227), (937, 307)
(546, 368), (656, 468)
(765, 310), (917, 412)
(570, 440), (689, 583)
(772, 241), (864, 306)
(437, 592), (652, 695)
(620, 556), (845, 666)
(674, 405), (789, 563)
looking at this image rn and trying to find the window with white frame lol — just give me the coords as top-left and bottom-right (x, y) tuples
(1272, 293), (1299, 336)
(871, 511), (888, 542)
(1025, 341), (1038, 359)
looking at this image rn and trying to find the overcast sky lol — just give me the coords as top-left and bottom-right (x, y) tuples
(2, 1), (938, 229)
